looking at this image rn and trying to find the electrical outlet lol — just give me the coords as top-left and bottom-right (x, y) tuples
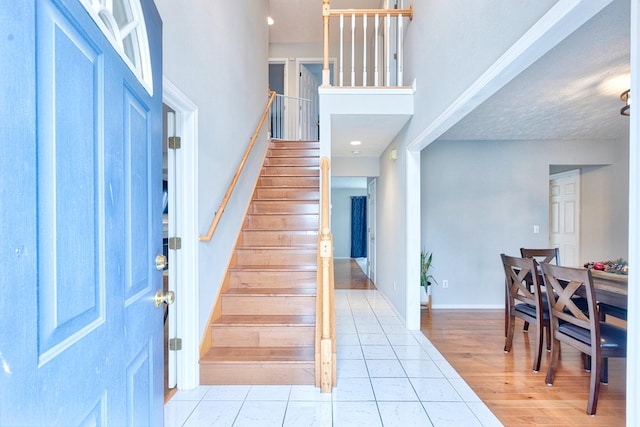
(442, 280), (449, 288)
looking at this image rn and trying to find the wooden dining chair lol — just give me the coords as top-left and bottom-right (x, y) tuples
(520, 247), (560, 266)
(541, 263), (627, 415)
(519, 248), (560, 333)
(501, 254), (549, 372)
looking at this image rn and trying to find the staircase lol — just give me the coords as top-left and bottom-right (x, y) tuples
(199, 140), (320, 385)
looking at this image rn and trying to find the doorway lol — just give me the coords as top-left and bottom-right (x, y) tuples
(367, 178), (377, 283)
(162, 79), (200, 392)
(549, 169), (581, 267)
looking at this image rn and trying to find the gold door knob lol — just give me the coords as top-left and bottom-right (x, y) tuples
(155, 254), (167, 270)
(155, 290), (175, 307)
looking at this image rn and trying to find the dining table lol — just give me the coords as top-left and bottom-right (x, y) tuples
(589, 269), (628, 310)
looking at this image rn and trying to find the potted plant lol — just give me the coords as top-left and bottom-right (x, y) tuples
(420, 250), (437, 310)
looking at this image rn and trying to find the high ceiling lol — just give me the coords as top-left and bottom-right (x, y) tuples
(438, 0), (630, 142)
(269, 0), (631, 155)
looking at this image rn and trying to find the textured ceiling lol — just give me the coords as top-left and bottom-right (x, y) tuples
(438, 0), (630, 142)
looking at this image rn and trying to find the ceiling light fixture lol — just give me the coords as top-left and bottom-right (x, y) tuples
(267, 16), (274, 26)
(352, 150), (360, 155)
(350, 140), (361, 146)
(620, 89), (630, 116)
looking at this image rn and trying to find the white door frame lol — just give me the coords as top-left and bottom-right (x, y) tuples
(162, 77), (200, 389)
(367, 178), (377, 283)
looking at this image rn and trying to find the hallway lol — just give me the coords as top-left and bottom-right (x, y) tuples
(164, 260), (501, 426)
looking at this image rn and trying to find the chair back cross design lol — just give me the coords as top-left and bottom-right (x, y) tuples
(501, 254), (549, 372)
(541, 263), (627, 415)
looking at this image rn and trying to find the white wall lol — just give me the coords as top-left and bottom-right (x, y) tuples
(331, 188), (368, 258)
(155, 0), (269, 338)
(374, 0), (615, 328)
(332, 156), (380, 176)
(421, 137), (629, 307)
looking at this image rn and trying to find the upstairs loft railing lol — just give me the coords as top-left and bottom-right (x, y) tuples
(270, 94), (318, 141)
(322, 0), (414, 88)
(316, 157), (336, 392)
(199, 91), (276, 242)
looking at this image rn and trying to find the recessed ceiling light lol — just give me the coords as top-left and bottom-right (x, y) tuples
(352, 150), (360, 155)
(267, 16), (274, 25)
(350, 140), (361, 146)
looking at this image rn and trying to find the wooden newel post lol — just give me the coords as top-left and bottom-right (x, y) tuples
(319, 157), (333, 392)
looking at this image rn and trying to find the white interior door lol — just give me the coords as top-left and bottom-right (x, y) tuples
(367, 179), (377, 283)
(299, 63), (320, 140)
(549, 170), (581, 266)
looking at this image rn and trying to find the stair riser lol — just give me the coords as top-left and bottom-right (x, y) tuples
(262, 166), (318, 177)
(227, 270), (317, 288)
(200, 362), (315, 385)
(270, 141), (319, 150)
(244, 215), (318, 230)
(250, 201), (319, 214)
(221, 296), (316, 315)
(254, 188), (319, 200)
(238, 231), (317, 247)
(232, 250), (316, 267)
(210, 326), (315, 347)
(258, 176), (319, 187)
(267, 149), (318, 158)
(264, 157), (318, 167)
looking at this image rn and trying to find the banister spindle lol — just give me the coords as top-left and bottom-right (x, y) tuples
(385, 13), (390, 86)
(374, 14), (379, 87)
(339, 14), (344, 87)
(362, 14), (367, 87)
(397, 13), (403, 86)
(351, 13), (355, 87)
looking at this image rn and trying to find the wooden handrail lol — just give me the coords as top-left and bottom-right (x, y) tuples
(199, 91), (276, 242)
(327, 5), (413, 20)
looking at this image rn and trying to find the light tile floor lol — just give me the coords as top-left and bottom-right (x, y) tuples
(164, 289), (504, 426)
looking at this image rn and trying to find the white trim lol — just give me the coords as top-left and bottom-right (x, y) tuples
(162, 77), (200, 390)
(627, 1), (639, 424)
(405, 149), (421, 330)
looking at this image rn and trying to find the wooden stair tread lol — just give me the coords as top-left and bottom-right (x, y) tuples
(230, 265), (317, 272)
(223, 287), (316, 296)
(201, 346), (314, 363)
(214, 315), (315, 326)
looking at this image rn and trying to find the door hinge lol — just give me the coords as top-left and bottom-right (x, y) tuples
(169, 338), (182, 351)
(168, 237), (182, 250)
(168, 136), (181, 149)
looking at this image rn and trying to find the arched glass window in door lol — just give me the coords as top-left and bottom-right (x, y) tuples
(79, 0), (153, 95)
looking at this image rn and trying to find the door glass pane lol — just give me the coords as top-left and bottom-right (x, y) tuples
(113, 0), (134, 29)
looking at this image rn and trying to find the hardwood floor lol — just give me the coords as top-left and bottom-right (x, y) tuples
(421, 309), (626, 426)
(334, 258), (376, 289)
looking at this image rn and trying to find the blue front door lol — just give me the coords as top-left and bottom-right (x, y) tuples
(0, 0), (163, 424)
